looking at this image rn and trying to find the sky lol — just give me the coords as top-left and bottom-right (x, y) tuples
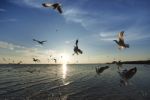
(0, 0), (150, 64)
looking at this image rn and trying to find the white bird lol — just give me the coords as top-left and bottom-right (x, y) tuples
(113, 31), (129, 49)
(42, 2), (63, 14)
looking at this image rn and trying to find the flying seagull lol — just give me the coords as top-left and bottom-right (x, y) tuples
(33, 39), (47, 45)
(73, 39), (83, 55)
(53, 58), (57, 63)
(17, 61), (22, 64)
(95, 66), (109, 75)
(118, 67), (137, 86)
(113, 31), (129, 49)
(33, 58), (40, 63)
(42, 2), (63, 14)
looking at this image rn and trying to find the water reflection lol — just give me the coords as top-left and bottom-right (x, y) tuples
(62, 63), (67, 79)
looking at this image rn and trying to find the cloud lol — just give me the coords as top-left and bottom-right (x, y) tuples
(99, 32), (116, 41)
(65, 39), (74, 44)
(0, 41), (25, 50)
(0, 18), (17, 22)
(9, 0), (43, 8)
(0, 8), (6, 12)
(98, 31), (150, 42)
(0, 40), (59, 63)
(63, 8), (98, 28)
(14, 45), (56, 57)
(63, 8), (86, 25)
(126, 32), (150, 41)
(62, 6), (135, 32)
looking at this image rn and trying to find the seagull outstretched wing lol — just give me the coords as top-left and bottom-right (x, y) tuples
(42, 3), (53, 7)
(33, 39), (39, 42)
(57, 6), (63, 13)
(78, 49), (83, 54)
(75, 39), (78, 46)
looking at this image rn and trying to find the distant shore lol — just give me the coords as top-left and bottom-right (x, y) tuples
(0, 60), (150, 65)
(111, 60), (150, 64)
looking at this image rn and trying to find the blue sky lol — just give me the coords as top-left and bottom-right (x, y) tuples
(0, 0), (150, 64)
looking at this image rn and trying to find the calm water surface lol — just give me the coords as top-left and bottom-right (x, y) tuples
(0, 64), (150, 100)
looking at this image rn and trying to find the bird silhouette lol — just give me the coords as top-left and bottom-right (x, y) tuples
(33, 58), (40, 63)
(118, 67), (137, 86)
(53, 58), (57, 63)
(113, 31), (129, 49)
(95, 66), (109, 75)
(17, 61), (22, 64)
(42, 2), (63, 14)
(33, 39), (47, 45)
(73, 39), (83, 55)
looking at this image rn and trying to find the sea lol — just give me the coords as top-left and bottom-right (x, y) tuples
(0, 64), (150, 100)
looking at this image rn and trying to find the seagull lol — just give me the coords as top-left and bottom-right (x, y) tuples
(17, 61), (22, 64)
(118, 67), (137, 86)
(95, 66), (109, 75)
(73, 39), (83, 55)
(33, 39), (47, 45)
(42, 2), (63, 14)
(113, 31), (129, 49)
(33, 58), (40, 63)
(53, 58), (57, 63)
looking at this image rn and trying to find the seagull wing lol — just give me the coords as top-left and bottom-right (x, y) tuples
(78, 49), (83, 54)
(42, 3), (53, 7)
(75, 39), (78, 46)
(33, 39), (39, 42)
(57, 6), (63, 14)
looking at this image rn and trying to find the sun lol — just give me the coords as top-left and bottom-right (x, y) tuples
(61, 53), (70, 64)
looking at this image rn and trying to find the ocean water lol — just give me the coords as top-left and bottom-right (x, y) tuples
(0, 64), (150, 100)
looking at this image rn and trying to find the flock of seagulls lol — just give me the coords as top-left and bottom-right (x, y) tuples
(1, 2), (130, 64)
(95, 64), (137, 86)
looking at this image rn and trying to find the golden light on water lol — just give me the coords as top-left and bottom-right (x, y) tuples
(62, 63), (67, 79)
(61, 53), (69, 79)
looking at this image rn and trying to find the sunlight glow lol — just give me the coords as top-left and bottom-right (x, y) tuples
(61, 53), (70, 64)
(62, 63), (67, 79)
(61, 53), (69, 79)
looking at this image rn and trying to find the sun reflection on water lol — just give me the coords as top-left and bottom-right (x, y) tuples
(62, 63), (67, 79)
